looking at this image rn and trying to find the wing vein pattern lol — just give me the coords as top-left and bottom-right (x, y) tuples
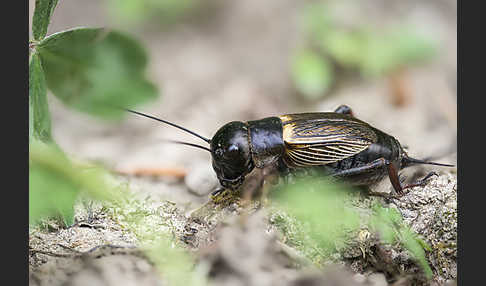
(279, 113), (377, 167)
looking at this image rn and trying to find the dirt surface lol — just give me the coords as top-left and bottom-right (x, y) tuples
(29, 173), (457, 286)
(29, 0), (457, 285)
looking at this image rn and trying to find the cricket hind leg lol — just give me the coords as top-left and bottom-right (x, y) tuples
(400, 171), (439, 190)
(334, 104), (354, 116)
(384, 161), (439, 195)
(314, 159), (396, 198)
(326, 158), (389, 186)
(278, 155), (438, 198)
(330, 158), (438, 197)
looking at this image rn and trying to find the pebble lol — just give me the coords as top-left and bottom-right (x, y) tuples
(184, 161), (219, 196)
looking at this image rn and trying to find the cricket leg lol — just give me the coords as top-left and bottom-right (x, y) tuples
(334, 104), (354, 117)
(401, 171), (439, 190)
(329, 158), (403, 198)
(276, 157), (291, 177)
(329, 158), (387, 178)
(328, 158), (399, 198)
(275, 157), (296, 185)
(210, 186), (226, 197)
(385, 162), (439, 196)
(321, 157), (438, 198)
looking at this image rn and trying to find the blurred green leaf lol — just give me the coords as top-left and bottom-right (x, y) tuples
(32, 0), (59, 40)
(400, 228), (433, 278)
(29, 55), (34, 142)
(291, 50), (333, 99)
(323, 31), (367, 69)
(29, 97), (34, 142)
(108, 0), (197, 26)
(30, 161), (77, 226)
(29, 140), (119, 225)
(416, 236), (433, 252)
(37, 27), (158, 119)
(392, 28), (435, 59)
(272, 178), (433, 278)
(272, 176), (359, 250)
(358, 28), (435, 77)
(369, 205), (398, 244)
(370, 205), (433, 279)
(359, 32), (397, 77)
(29, 141), (78, 225)
(322, 27), (436, 77)
(29, 53), (52, 142)
(302, 2), (331, 39)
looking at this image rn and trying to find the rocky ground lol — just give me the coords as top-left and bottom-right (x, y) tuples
(29, 172), (457, 286)
(29, 0), (457, 285)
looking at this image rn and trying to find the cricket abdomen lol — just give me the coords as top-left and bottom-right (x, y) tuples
(322, 128), (403, 185)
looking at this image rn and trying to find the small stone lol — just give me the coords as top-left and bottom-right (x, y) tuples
(185, 161), (219, 196)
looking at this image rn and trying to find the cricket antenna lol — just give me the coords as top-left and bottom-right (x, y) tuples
(163, 140), (212, 152)
(124, 108), (211, 143)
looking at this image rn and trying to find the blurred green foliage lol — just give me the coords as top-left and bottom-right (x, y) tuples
(323, 27), (436, 78)
(38, 28), (158, 119)
(271, 176), (433, 279)
(370, 204), (433, 278)
(29, 140), (120, 225)
(29, 0), (159, 226)
(29, 53), (51, 142)
(32, 0), (59, 40)
(29, 140), (207, 285)
(101, 192), (208, 286)
(29, 3), (207, 285)
(291, 50), (333, 99)
(292, 2), (436, 99)
(271, 176), (360, 251)
(107, 0), (200, 26)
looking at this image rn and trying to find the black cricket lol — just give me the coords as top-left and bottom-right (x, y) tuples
(125, 105), (454, 197)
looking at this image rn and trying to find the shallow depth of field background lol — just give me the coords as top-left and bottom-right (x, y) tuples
(29, 0), (456, 187)
(29, 0), (457, 285)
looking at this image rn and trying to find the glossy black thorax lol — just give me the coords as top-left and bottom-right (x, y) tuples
(247, 117), (285, 168)
(209, 117), (286, 189)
